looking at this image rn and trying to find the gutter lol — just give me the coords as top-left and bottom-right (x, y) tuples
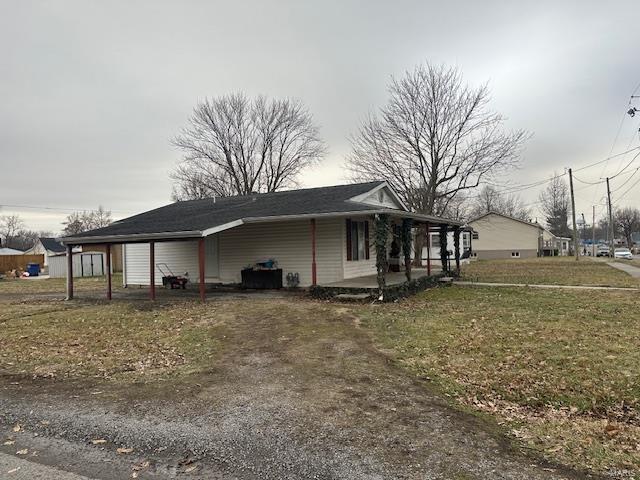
(59, 230), (202, 245)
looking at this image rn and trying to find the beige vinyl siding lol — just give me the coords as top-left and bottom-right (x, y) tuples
(469, 214), (540, 259)
(342, 216), (376, 279)
(218, 219), (344, 287)
(123, 241), (200, 286)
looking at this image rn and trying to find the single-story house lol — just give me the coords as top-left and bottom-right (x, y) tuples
(60, 181), (461, 300)
(0, 247), (25, 255)
(24, 237), (67, 266)
(422, 227), (474, 266)
(541, 229), (572, 256)
(467, 211), (543, 259)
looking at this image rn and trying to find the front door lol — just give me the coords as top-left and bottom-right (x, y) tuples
(205, 236), (219, 278)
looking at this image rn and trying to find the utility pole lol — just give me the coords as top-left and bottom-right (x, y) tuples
(606, 177), (615, 258)
(581, 212), (586, 256)
(568, 168), (579, 261)
(592, 205), (596, 257)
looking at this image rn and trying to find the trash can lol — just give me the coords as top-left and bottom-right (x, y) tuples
(26, 263), (41, 277)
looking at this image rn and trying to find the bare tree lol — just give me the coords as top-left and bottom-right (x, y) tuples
(538, 174), (571, 237)
(616, 207), (640, 248)
(347, 62), (528, 217)
(62, 206), (112, 236)
(468, 185), (531, 221)
(9, 229), (54, 251)
(171, 93), (326, 200)
(0, 214), (25, 248)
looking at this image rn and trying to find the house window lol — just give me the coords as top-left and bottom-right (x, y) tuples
(511, 251), (520, 258)
(431, 234), (440, 247)
(346, 219), (370, 261)
(472, 232), (479, 240)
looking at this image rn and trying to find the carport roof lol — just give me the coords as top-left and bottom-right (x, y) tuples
(61, 181), (461, 244)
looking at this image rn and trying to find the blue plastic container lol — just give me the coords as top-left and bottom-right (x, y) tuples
(26, 263), (40, 277)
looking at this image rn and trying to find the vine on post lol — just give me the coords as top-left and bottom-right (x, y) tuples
(401, 218), (413, 282)
(374, 214), (390, 300)
(439, 224), (449, 273)
(453, 226), (461, 274)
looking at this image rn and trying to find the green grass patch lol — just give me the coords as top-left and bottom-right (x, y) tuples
(357, 285), (640, 474)
(461, 257), (639, 287)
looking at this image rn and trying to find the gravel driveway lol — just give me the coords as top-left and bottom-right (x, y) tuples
(0, 299), (593, 479)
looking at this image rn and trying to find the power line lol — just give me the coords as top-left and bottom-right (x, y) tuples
(614, 174), (640, 203)
(0, 203), (132, 215)
(465, 146), (640, 201)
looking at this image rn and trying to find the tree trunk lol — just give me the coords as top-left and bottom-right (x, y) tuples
(412, 224), (426, 267)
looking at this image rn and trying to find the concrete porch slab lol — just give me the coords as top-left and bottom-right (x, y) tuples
(321, 267), (439, 289)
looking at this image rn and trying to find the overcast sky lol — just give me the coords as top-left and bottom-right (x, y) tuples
(1, 0), (640, 233)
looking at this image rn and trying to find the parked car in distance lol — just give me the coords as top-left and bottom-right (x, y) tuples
(614, 248), (633, 260)
(596, 245), (610, 257)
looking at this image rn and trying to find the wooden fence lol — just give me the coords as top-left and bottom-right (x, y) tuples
(0, 254), (45, 272)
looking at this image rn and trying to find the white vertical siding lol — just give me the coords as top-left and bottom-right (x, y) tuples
(123, 241), (200, 286)
(218, 219), (344, 287)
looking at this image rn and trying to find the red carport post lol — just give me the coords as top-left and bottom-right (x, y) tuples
(198, 238), (206, 302)
(65, 244), (74, 300)
(105, 244), (112, 300)
(149, 241), (156, 301)
(311, 218), (317, 286)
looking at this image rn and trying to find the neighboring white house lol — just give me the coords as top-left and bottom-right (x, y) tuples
(541, 229), (572, 256)
(467, 212), (543, 259)
(61, 182), (461, 288)
(421, 229), (473, 266)
(0, 247), (24, 255)
(24, 237), (71, 266)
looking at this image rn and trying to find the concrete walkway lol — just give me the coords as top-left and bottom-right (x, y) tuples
(454, 280), (639, 291)
(0, 452), (92, 479)
(607, 261), (640, 278)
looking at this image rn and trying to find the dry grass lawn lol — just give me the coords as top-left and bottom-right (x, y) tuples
(0, 298), (224, 379)
(0, 273), (123, 294)
(2, 270), (640, 476)
(461, 257), (640, 287)
(360, 285), (640, 475)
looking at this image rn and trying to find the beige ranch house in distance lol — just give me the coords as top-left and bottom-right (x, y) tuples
(61, 181), (461, 301)
(467, 211), (545, 259)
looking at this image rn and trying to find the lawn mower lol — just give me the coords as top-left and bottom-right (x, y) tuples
(156, 263), (189, 289)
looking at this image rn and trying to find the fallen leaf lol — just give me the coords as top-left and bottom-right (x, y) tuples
(117, 447), (134, 454)
(131, 473), (138, 479)
(3, 440), (15, 446)
(185, 465), (198, 473)
(12, 425), (21, 433)
(16, 449), (28, 455)
(7, 467), (20, 474)
(91, 439), (107, 445)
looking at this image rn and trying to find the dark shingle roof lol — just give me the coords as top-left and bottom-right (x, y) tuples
(66, 182), (388, 239)
(40, 237), (66, 253)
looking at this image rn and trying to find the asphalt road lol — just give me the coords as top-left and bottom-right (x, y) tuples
(0, 452), (92, 479)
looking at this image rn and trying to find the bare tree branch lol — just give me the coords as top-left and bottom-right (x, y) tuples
(347, 62), (529, 216)
(468, 185), (532, 221)
(538, 174), (571, 237)
(170, 93), (326, 200)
